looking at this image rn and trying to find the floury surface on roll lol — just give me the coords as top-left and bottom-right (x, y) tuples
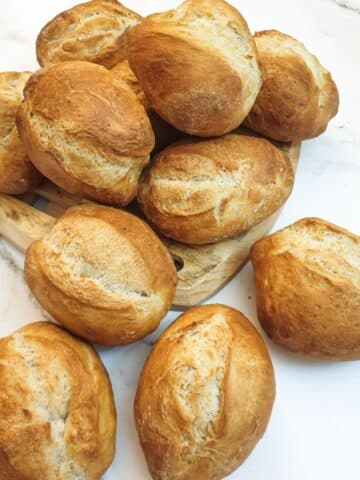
(16, 61), (154, 206)
(250, 218), (360, 359)
(24, 204), (177, 345)
(0, 71), (41, 194)
(128, 0), (262, 137)
(135, 304), (275, 480)
(111, 60), (181, 152)
(245, 30), (339, 142)
(0, 321), (116, 480)
(36, 0), (141, 68)
(138, 134), (294, 245)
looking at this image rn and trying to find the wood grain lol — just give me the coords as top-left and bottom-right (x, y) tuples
(0, 195), (55, 252)
(0, 140), (300, 308)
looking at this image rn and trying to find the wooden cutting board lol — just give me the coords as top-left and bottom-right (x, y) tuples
(0, 141), (300, 309)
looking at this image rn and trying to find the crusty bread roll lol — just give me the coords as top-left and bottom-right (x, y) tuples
(0, 321), (116, 480)
(250, 218), (360, 360)
(111, 60), (181, 152)
(36, 0), (141, 68)
(127, 0), (262, 137)
(135, 304), (275, 480)
(245, 30), (339, 142)
(25, 204), (177, 345)
(16, 61), (154, 206)
(0, 72), (41, 194)
(138, 134), (294, 245)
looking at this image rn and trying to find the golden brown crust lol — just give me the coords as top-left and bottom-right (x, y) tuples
(111, 59), (149, 110)
(128, 0), (262, 137)
(36, 0), (141, 69)
(0, 321), (116, 480)
(16, 61), (154, 206)
(111, 60), (181, 152)
(0, 72), (42, 194)
(245, 30), (339, 142)
(138, 133), (294, 245)
(250, 217), (360, 359)
(135, 304), (275, 480)
(24, 204), (177, 345)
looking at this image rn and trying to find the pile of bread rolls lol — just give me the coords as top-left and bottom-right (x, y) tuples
(0, 1), (358, 480)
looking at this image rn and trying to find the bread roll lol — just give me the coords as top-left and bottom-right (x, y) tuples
(245, 30), (339, 142)
(36, 0), (141, 68)
(127, 0), (262, 137)
(0, 72), (41, 194)
(138, 134), (294, 245)
(16, 61), (154, 206)
(25, 204), (177, 345)
(111, 60), (181, 152)
(250, 218), (360, 360)
(0, 321), (116, 480)
(135, 304), (275, 480)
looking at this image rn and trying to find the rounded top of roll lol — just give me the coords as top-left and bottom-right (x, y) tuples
(128, 0), (262, 137)
(135, 304), (275, 480)
(0, 321), (116, 479)
(36, 0), (141, 68)
(250, 217), (360, 359)
(246, 30), (339, 141)
(16, 61), (154, 206)
(24, 204), (177, 345)
(138, 133), (294, 244)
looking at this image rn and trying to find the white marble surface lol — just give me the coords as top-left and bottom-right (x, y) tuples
(0, 1), (359, 479)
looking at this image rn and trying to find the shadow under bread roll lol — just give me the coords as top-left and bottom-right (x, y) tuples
(24, 204), (177, 345)
(245, 30), (339, 142)
(135, 304), (275, 480)
(0, 321), (116, 480)
(16, 61), (154, 206)
(128, 0), (262, 137)
(0, 71), (42, 194)
(36, 0), (141, 68)
(111, 60), (181, 152)
(250, 217), (360, 359)
(138, 134), (294, 245)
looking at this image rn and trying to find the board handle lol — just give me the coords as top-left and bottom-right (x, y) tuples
(0, 194), (55, 253)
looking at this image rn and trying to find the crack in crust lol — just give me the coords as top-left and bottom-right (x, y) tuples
(250, 217), (360, 359)
(135, 304), (275, 480)
(138, 134), (294, 244)
(36, 0), (141, 68)
(24, 205), (177, 345)
(0, 322), (116, 479)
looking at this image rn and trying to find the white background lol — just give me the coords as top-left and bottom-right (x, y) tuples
(0, 1), (359, 479)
